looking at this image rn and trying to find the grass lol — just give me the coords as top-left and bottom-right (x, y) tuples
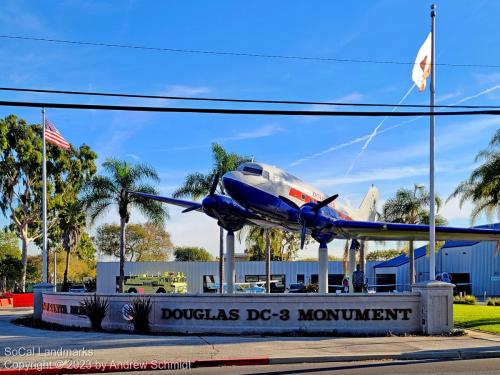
(454, 304), (500, 334)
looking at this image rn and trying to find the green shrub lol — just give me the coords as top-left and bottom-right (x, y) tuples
(79, 293), (109, 331)
(486, 298), (500, 306)
(453, 294), (476, 305)
(125, 297), (152, 334)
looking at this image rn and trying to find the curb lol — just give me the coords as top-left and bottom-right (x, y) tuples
(1, 351), (499, 374)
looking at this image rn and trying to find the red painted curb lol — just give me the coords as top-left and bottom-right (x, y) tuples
(0, 357), (271, 375)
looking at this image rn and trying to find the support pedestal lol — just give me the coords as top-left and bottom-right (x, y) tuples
(318, 244), (328, 293)
(225, 231), (235, 294)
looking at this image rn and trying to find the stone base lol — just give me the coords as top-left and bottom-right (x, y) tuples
(412, 281), (455, 335)
(33, 283), (55, 320)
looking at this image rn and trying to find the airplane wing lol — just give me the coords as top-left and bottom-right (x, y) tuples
(128, 191), (203, 212)
(332, 220), (500, 242)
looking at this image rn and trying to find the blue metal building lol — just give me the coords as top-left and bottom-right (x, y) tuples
(374, 224), (500, 297)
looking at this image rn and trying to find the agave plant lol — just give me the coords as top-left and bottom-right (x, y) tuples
(124, 297), (153, 334)
(80, 293), (109, 331)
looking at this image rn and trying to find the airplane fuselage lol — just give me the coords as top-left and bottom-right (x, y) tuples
(222, 162), (354, 237)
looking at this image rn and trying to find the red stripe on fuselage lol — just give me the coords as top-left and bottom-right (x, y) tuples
(288, 187), (352, 220)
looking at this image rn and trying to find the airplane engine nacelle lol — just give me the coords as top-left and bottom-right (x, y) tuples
(202, 194), (255, 232)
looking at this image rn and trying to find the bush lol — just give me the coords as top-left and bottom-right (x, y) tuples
(454, 294), (476, 305)
(125, 297), (153, 334)
(80, 293), (109, 331)
(486, 298), (500, 306)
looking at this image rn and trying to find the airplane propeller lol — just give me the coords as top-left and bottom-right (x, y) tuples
(209, 172), (220, 196)
(299, 194), (339, 249)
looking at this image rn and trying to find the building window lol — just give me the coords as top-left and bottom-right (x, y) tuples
(203, 275), (217, 293)
(296, 274), (305, 284)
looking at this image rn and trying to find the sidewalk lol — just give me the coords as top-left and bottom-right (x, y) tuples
(1, 308), (499, 371)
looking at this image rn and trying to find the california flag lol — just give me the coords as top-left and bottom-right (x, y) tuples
(412, 33), (432, 91)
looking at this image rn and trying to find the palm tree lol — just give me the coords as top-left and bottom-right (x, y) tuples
(381, 184), (446, 288)
(83, 158), (167, 292)
(448, 129), (500, 223)
(59, 199), (86, 291)
(174, 143), (250, 293)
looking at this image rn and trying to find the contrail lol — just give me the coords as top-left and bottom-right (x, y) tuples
(290, 84), (500, 167)
(344, 84), (416, 175)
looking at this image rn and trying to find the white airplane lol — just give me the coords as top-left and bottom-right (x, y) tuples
(130, 162), (500, 293)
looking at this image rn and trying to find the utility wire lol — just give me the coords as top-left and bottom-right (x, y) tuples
(1, 34), (499, 69)
(2, 99), (500, 116)
(2, 86), (500, 109)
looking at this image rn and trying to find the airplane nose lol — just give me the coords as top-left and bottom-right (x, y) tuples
(222, 171), (241, 193)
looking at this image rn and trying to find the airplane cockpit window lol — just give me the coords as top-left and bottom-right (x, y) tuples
(263, 170), (270, 180)
(242, 165), (263, 176)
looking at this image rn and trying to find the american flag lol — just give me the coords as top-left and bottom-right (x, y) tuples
(44, 118), (70, 150)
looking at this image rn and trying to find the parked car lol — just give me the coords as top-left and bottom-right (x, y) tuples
(69, 284), (87, 293)
(286, 283), (306, 293)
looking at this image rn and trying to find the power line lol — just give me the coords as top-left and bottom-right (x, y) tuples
(2, 99), (500, 116)
(1, 34), (499, 69)
(2, 86), (500, 109)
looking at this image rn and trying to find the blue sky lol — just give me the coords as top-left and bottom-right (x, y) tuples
(1, 0), (499, 258)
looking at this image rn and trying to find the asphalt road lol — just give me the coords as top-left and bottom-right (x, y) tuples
(108, 358), (500, 375)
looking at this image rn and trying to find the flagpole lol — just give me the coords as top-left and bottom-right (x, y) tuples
(429, 4), (436, 281)
(42, 108), (48, 284)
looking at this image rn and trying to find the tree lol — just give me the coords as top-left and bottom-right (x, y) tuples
(59, 199), (86, 291)
(243, 226), (310, 261)
(173, 143), (250, 291)
(0, 255), (38, 291)
(95, 223), (173, 261)
(83, 158), (168, 292)
(0, 115), (97, 290)
(448, 129), (500, 224)
(366, 249), (405, 262)
(76, 232), (96, 261)
(0, 230), (20, 261)
(381, 184), (447, 287)
(174, 247), (213, 261)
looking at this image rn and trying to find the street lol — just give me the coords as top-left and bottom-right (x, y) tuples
(114, 358), (500, 375)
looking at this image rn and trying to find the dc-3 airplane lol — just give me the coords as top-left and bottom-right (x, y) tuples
(130, 162), (500, 293)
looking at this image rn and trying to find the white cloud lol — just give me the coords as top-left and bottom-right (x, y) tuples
(126, 153), (140, 161)
(440, 196), (474, 222)
(216, 124), (283, 143)
(160, 85), (211, 97)
(312, 165), (430, 188)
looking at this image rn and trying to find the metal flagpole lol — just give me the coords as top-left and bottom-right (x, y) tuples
(429, 4), (437, 281)
(54, 249), (57, 290)
(42, 108), (48, 283)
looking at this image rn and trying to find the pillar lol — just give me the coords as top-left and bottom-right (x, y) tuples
(33, 282), (54, 321)
(318, 243), (328, 293)
(225, 231), (235, 294)
(413, 281), (454, 334)
(348, 241), (357, 293)
(265, 229), (271, 293)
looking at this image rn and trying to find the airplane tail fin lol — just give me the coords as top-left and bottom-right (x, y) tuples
(355, 184), (379, 221)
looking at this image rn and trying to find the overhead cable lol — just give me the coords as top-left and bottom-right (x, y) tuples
(1, 34), (499, 69)
(2, 100), (500, 117)
(2, 87), (500, 109)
